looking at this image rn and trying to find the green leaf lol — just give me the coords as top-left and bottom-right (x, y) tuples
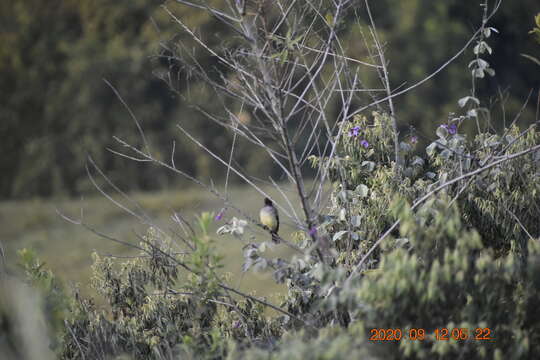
(426, 142), (438, 156)
(472, 68), (485, 78)
(310, 262), (325, 280)
(411, 156), (425, 167)
(520, 54), (540, 66)
(280, 50), (288, 65)
(395, 238), (409, 248)
(338, 190), (348, 202)
(473, 41), (492, 55)
(458, 96), (480, 108)
(440, 149), (452, 159)
(535, 13), (540, 28)
(468, 59), (484, 69)
(339, 208), (346, 221)
(400, 141), (412, 152)
(325, 13), (334, 25)
(333, 230), (348, 242)
(361, 161), (376, 172)
(436, 126), (448, 139)
(356, 184), (369, 197)
(291, 36), (303, 46)
(484, 68), (495, 77)
(483, 27), (498, 38)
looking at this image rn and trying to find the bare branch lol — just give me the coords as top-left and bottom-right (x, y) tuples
(103, 79), (150, 154)
(364, 0), (401, 174)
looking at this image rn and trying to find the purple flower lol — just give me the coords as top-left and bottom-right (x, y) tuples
(215, 208), (225, 221)
(308, 226), (317, 237)
(441, 123), (457, 135)
(348, 126), (361, 137)
(410, 136), (418, 144)
(360, 139), (369, 148)
(232, 320), (241, 329)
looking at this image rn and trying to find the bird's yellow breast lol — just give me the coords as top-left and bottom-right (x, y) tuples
(260, 208), (278, 231)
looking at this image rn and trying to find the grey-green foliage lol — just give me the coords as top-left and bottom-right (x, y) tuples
(521, 13), (540, 66)
(235, 108), (540, 358)
(348, 200), (540, 359)
(247, 199), (540, 360)
(60, 218), (280, 360)
(427, 123), (540, 257)
(60, 226), (226, 359)
(309, 112), (540, 358)
(229, 327), (376, 360)
(227, 109), (540, 358)
(244, 113), (540, 359)
(67, 238), (205, 358)
(320, 112), (540, 265)
(9, 114), (540, 360)
(311, 112), (436, 268)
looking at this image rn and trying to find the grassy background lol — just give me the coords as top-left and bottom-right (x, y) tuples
(0, 183), (315, 304)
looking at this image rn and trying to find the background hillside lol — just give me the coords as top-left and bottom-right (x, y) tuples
(0, 0), (538, 199)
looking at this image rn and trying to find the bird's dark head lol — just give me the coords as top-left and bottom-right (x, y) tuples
(264, 197), (273, 206)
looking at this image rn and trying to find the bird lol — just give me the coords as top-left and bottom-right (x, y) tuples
(259, 197), (279, 243)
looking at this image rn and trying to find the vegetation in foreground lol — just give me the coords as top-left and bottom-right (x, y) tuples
(3, 111), (539, 359)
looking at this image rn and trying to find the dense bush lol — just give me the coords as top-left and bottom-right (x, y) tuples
(235, 110), (540, 358)
(3, 111), (536, 359)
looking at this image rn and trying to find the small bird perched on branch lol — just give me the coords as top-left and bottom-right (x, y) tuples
(260, 197), (279, 243)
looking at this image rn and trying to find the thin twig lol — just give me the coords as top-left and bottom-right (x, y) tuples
(503, 205), (535, 241)
(364, 0), (401, 174)
(103, 79), (150, 154)
(0, 238), (5, 275)
(345, 2), (501, 122)
(65, 321), (86, 360)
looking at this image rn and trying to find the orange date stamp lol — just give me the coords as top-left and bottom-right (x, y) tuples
(369, 328), (494, 341)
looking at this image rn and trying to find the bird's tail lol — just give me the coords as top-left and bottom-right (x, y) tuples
(271, 231), (280, 243)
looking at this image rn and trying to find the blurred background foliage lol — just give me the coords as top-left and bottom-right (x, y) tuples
(0, 0), (538, 199)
